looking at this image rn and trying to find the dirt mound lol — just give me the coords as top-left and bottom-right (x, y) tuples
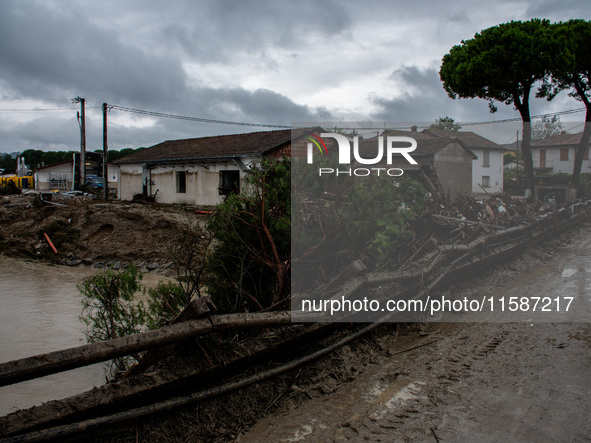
(0, 194), (204, 270)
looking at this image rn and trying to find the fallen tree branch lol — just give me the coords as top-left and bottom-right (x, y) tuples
(0, 312), (290, 388)
(0, 323), (377, 443)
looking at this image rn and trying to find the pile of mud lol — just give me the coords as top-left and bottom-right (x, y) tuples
(0, 194), (202, 271)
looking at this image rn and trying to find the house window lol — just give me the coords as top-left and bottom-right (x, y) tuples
(540, 149), (546, 168)
(482, 149), (490, 167)
(560, 148), (569, 161)
(219, 170), (240, 195)
(482, 176), (490, 188)
(176, 171), (186, 193)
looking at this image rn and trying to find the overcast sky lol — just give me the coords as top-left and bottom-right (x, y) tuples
(0, 0), (589, 153)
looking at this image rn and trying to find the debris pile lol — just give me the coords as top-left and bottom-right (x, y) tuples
(426, 192), (531, 226)
(422, 192), (546, 244)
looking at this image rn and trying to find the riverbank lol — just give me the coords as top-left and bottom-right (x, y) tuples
(0, 194), (205, 273)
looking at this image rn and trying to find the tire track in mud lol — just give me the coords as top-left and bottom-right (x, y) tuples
(241, 319), (591, 443)
(337, 326), (515, 442)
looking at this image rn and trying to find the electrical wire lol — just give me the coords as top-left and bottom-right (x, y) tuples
(109, 105), (293, 129)
(109, 104), (587, 131)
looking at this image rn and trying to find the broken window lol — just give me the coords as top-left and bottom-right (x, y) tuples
(176, 171), (186, 193)
(482, 176), (490, 188)
(219, 170), (240, 195)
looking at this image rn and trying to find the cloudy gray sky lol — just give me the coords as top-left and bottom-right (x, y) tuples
(0, 0), (589, 153)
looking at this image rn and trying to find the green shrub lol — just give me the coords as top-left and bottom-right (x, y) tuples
(79, 264), (147, 376)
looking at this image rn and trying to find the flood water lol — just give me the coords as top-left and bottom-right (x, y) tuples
(0, 256), (106, 415)
(0, 257), (169, 416)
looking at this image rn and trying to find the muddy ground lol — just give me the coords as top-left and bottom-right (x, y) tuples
(1, 193), (589, 442)
(237, 225), (591, 442)
(71, 223), (589, 442)
(0, 193), (202, 271)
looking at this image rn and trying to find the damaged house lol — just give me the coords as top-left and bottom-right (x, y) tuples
(422, 129), (505, 194)
(116, 129), (300, 206)
(360, 130), (477, 198)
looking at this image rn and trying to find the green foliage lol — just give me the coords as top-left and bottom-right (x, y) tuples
(170, 224), (212, 305)
(538, 20), (591, 188)
(206, 158), (290, 313)
(107, 147), (146, 162)
(503, 152), (516, 165)
(21, 149), (77, 169)
(532, 115), (564, 141)
(429, 116), (461, 131)
(0, 154), (16, 173)
(440, 19), (564, 115)
(343, 176), (427, 263)
(146, 281), (186, 329)
(79, 264), (147, 376)
(439, 19), (569, 199)
(538, 20), (591, 103)
(293, 172), (428, 289)
(7, 147), (144, 172)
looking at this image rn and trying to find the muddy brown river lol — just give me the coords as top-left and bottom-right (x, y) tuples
(0, 257), (105, 415)
(0, 257), (169, 416)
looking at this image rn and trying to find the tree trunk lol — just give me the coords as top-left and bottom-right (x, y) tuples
(571, 110), (591, 194)
(515, 88), (536, 202)
(0, 312), (290, 387)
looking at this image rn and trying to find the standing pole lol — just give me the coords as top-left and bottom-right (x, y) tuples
(73, 97), (86, 188)
(102, 103), (109, 200)
(80, 98), (86, 188)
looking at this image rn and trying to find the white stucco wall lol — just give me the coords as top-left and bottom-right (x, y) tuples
(118, 158), (257, 205)
(533, 146), (591, 174)
(471, 148), (504, 194)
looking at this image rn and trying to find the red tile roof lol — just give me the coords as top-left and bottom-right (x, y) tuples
(117, 129), (308, 164)
(531, 132), (586, 148)
(423, 129), (504, 150)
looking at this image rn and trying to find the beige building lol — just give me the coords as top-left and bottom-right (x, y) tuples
(116, 129), (298, 206)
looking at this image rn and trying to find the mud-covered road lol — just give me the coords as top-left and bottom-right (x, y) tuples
(239, 225), (591, 442)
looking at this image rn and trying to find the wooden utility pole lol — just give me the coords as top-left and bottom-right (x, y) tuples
(73, 97), (86, 188)
(103, 103), (109, 200)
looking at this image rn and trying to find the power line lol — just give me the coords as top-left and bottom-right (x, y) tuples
(0, 107), (101, 112)
(0, 101), (585, 129)
(110, 104), (587, 131)
(109, 105), (293, 129)
(461, 106), (586, 126)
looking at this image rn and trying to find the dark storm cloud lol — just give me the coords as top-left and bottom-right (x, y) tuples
(371, 64), (586, 130)
(0, 0), (346, 151)
(0, 2), (188, 107)
(157, 0), (352, 62)
(525, 0), (591, 20)
(1, 0), (590, 153)
(369, 65), (518, 124)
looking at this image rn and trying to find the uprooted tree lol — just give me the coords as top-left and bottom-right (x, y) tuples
(206, 157), (291, 313)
